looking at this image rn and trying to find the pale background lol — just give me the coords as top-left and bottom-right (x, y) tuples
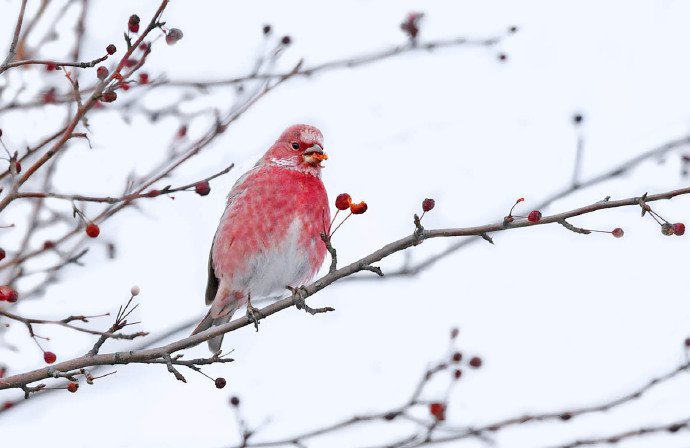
(0, 1), (689, 447)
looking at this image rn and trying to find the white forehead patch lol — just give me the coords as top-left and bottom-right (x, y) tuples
(300, 128), (323, 145)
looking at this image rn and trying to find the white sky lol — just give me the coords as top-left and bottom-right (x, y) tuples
(1, 1), (689, 447)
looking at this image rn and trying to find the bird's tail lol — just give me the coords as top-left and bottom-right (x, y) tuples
(191, 304), (238, 353)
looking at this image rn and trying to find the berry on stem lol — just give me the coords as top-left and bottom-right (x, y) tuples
(215, 377), (226, 389)
(350, 201), (368, 215)
(661, 223), (674, 236)
(85, 223), (100, 238)
(101, 91), (117, 103)
(612, 228), (624, 238)
(451, 352), (462, 363)
(422, 198), (435, 212)
(453, 368), (462, 380)
(230, 396), (240, 406)
(335, 193), (351, 210)
(67, 382), (79, 393)
(469, 356), (482, 368)
(106, 44), (116, 55)
(44, 351), (57, 364)
(195, 181), (211, 196)
(527, 210), (542, 223)
(672, 223), (685, 236)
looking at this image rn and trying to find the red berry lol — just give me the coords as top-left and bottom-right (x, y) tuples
(166, 28), (184, 45)
(527, 210), (542, 223)
(67, 382), (79, 393)
(119, 82), (130, 91)
(96, 66), (108, 80)
(422, 198), (435, 212)
(106, 44), (116, 55)
(451, 352), (462, 363)
(0, 248), (5, 261)
(0, 286), (18, 303)
(469, 356), (482, 368)
(612, 228), (624, 238)
(124, 58), (137, 68)
(335, 193), (351, 210)
(128, 14), (140, 33)
(281, 35), (291, 45)
(453, 368), (462, 380)
(44, 351), (57, 364)
(138, 73), (149, 84)
(350, 201), (368, 215)
(85, 223), (100, 238)
(177, 125), (188, 138)
(429, 402), (446, 421)
(195, 181), (211, 196)
(672, 223), (685, 236)
(661, 223), (674, 236)
(43, 240), (55, 250)
(46, 62), (57, 71)
(229, 396), (240, 406)
(215, 377), (226, 389)
(2, 401), (13, 410)
(101, 91), (117, 103)
(138, 42), (150, 52)
(450, 327), (459, 339)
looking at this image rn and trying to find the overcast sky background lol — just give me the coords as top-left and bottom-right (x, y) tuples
(1, 1), (689, 447)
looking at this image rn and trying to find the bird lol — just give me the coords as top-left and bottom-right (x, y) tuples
(192, 124), (330, 353)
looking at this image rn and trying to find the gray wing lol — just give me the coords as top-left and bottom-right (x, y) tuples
(205, 245), (219, 305)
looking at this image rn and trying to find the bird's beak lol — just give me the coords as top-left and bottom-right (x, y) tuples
(303, 144), (328, 166)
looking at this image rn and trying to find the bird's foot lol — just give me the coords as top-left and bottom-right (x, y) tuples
(245, 295), (264, 332)
(286, 285), (335, 315)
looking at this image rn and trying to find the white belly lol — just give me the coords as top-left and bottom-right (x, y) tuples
(236, 218), (313, 298)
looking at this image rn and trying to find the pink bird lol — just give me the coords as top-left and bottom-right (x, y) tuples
(192, 124), (330, 352)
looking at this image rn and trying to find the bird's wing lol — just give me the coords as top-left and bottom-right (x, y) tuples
(205, 244), (219, 305)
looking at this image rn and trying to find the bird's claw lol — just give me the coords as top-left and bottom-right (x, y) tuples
(286, 285), (335, 316)
(246, 296), (263, 332)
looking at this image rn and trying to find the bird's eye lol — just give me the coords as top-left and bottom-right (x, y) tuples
(291, 142), (300, 150)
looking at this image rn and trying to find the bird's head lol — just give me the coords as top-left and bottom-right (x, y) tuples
(262, 124), (328, 172)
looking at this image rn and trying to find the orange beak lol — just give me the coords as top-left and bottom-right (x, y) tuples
(303, 144), (328, 165)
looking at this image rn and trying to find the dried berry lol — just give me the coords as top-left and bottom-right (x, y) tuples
(350, 201), (368, 215)
(0, 248), (5, 261)
(128, 14), (140, 33)
(166, 28), (184, 45)
(229, 396), (240, 406)
(131, 285), (140, 296)
(106, 44), (116, 55)
(612, 228), (624, 238)
(451, 352), (462, 363)
(96, 66), (108, 80)
(101, 91), (117, 103)
(661, 223), (674, 236)
(215, 377), (226, 389)
(138, 73), (149, 84)
(67, 382), (79, 393)
(281, 35), (291, 45)
(527, 210), (542, 223)
(453, 369), (462, 380)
